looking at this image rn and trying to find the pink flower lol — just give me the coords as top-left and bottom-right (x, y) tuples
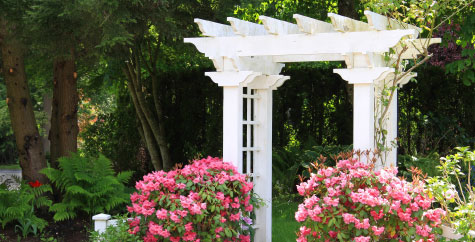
(354, 236), (370, 242)
(144, 231), (158, 242)
(371, 226), (385, 236)
(323, 196), (339, 207)
(148, 221), (170, 238)
(245, 204), (253, 212)
(239, 235), (250, 242)
(296, 236), (307, 242)
(170, 237), (180, 242)
(342, 213), (356, 224)
(300, 226), (311, 236)
(216, 192), (225, 200)
(370, 209), (384, 220)
(416, 225), (432, 237)
(182, 231), (197, 241)
(295, 205), (308, 222)
(156, 208), (168, 220)
(229, 212), (240, 221)
(355, 218), (370, 230)
(424, 208), (445, 224)
(215, 227), (223, 234)
(308, 205), (322, 221)
(170, 211), (181, 223)
(185, 222), (193, 232)
(303, 195), (320, 209)
(397, 208), (412, 222)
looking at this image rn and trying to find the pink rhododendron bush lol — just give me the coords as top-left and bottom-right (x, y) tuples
(295, 159), (445, 242)
(127, 157), (255, 242)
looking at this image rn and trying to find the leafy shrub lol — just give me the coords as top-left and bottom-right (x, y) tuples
(398, 153), (441, 179)
(90, 214), (142, 242)
(273, 145), (352, 197)
(427, 147), (475, 240)
(295, 158), (444, 242)
(0, 179), (52, 237)
(41, 152), (133, 221)
(127, 157), (255, 242)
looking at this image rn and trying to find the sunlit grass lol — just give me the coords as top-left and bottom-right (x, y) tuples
(0, 163), (20, 170)
(272, 198), (300, 242)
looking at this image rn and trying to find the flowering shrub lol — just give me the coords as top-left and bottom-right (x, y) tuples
(127, 157), (255, 242)
(295, 158), (444, 242)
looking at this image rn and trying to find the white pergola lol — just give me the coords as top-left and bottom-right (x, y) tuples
(184, 11), (440, 242)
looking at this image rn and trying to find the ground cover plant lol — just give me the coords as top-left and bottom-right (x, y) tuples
(0, 179), (52, 237)
(295, 158), (445, 242)
(41, 152), (133, 221)
(127, 157), (256, 242)
(90, 214), (142, 242)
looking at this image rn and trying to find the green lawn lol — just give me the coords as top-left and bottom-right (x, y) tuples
(272, 199), (300, 242)
(0, 164), (20, 170)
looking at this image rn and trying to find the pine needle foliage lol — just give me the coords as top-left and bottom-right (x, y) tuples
(0, 178), (52, 232)
(40, 152), (133, 221)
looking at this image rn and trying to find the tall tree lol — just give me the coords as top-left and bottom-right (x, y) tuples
(26, 0), (101, 165)
(0, 12), (47, 183)
(97, 0), (237, 170)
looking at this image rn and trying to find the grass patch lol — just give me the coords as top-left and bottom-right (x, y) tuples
(0, 164), (20, 170)
(272, 198), (300, 242)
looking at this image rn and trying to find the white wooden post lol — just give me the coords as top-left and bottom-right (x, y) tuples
(387, 89), (398, 166)
(353, 82), (375, 153)
(253, 88), (273, 242)
(222, 86), (244, 172)
(206, 71), (262, 173)
(334, 67), (393, 166)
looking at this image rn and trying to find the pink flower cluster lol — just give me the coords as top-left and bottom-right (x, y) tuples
(295, 158), (445, 242)
(127, 157), (254, 242)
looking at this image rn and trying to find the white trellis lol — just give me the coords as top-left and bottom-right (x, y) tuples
(184, 11), (440, 242)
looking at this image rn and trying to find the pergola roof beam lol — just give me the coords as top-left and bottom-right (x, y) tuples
(227, 17), (268, 36)
(259, 16), (302, 35)
(364, 10), (421, 37)
(194, 19), (236, 37)
(328, 13), (371, 32)
(293, 14), (336, 34)
(184, 29), (418, 58)
(396, 38), (442, 59)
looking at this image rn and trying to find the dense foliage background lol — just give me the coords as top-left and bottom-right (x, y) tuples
(0, 0), (473, 179)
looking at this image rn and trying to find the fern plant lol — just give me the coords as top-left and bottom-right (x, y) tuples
(40, 152), (133, 221)
(0, 178), (52, 236)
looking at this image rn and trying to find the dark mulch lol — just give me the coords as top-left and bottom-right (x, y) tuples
(1, 218), (91, 242)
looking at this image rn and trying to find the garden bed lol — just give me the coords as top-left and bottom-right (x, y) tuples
(0, 218), (90, 242)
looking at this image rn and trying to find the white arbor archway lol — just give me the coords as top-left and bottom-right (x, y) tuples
(185, 11), (440, 242)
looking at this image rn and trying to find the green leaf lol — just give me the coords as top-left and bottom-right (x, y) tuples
(224, 228), (232, 238)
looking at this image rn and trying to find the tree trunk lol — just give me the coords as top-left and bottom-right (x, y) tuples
(49, 56), (78, 166)
(0, 18), (47, 183)
(123, 65), (163, 170)
(151, 75), (172, 171)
